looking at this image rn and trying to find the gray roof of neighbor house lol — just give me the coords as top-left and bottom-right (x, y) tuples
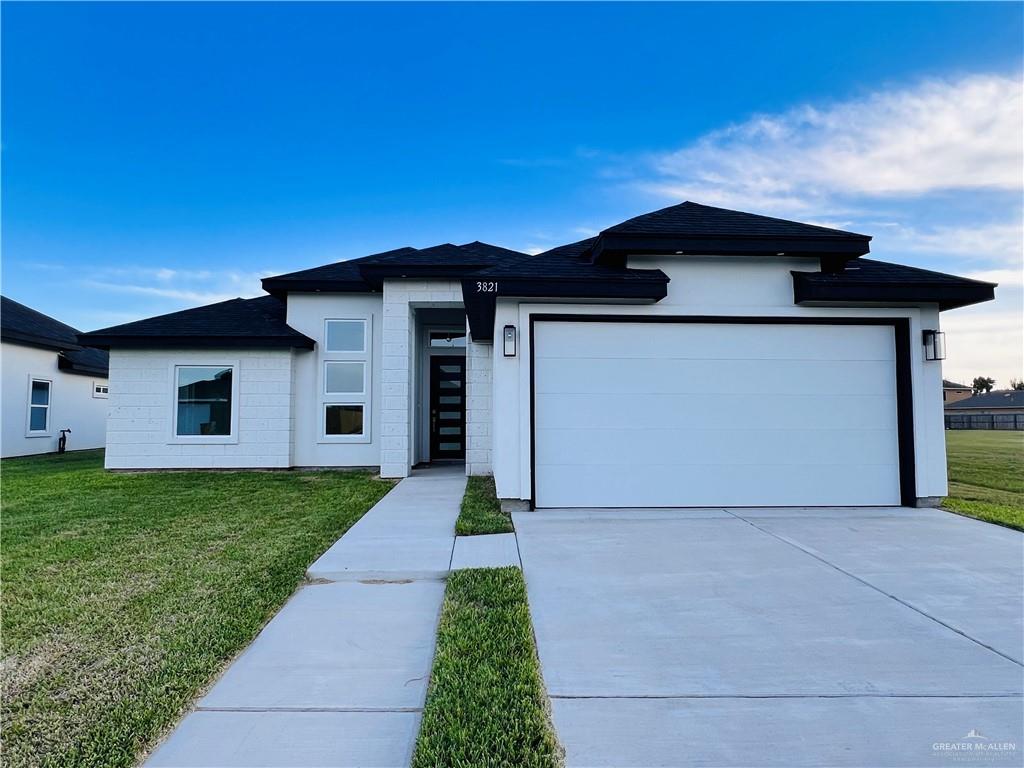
(945, 390), (1024, 410)
(943, 379), (971, 390)
(79, 295), (314, 350)
(76, 202), (998, 347)
(1, 296), (110, 376)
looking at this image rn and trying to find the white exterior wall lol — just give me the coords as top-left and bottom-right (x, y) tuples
(465, 332), (493, 475)
(104, 348), (293, 469)
(1, 342), (109, 457)
(287, 293), (383, 468)
(490, 255), (948, 503)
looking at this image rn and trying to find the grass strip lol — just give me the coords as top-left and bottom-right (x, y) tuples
(455, 475), (513, 536)
(412, 567), (562, 768)
(1, 450), (392, 768)
(943, 431), (1023, 531)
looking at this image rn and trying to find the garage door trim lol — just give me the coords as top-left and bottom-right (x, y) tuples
(528, 314), (916, 509)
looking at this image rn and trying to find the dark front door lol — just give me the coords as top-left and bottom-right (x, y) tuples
(429, 356), (466, 461)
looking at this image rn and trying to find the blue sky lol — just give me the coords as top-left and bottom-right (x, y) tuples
(3, 2), (1022, 384)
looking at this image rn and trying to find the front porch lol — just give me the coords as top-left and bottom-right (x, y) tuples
(380, 280), (492, 478)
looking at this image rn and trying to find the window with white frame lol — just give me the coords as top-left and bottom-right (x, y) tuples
(175, 365), (234, 437)
(322, 318), (370, 440)
(93, 382), (109, 399)
(27, 378), (51, 435)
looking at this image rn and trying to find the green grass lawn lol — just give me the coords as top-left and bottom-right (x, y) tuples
(412, 567), (561, 767)
(1, 450), (392, 768)
(944, 430), (1024, 531)
(455, 475), (513, 536)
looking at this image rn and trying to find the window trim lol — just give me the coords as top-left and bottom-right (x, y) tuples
(322, 403), (367, 439)
(168, 361), (240, 444)
(319, 317), (372, 444)
(324, 318), (367, 354)
(26, 376), (52, 437)
(93, 381), (109, 399)
(323, 361), (366, 396)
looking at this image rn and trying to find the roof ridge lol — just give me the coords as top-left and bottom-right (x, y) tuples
(603, 201), (871, 240)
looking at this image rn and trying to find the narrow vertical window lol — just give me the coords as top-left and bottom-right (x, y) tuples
(28, 379), (51, 433)
(321, 318), (371, 441)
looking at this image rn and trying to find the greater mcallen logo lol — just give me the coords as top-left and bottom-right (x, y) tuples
(933, 729), (1018, 761)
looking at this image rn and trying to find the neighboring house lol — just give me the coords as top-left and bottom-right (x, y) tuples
(945, 390), (1024, 431)
(79, 202), (996, 508)
(1, 296), (110, 457)
(942, 379), (973, 405)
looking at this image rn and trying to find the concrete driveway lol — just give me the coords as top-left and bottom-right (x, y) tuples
(514, 506), (1024, 767)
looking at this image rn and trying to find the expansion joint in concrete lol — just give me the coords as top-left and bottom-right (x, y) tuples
(723, 508), (1024, 669)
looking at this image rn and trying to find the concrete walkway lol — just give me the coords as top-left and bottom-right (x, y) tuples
(515, 506), (1024, 767)
(147, 466), (466, 768)
(450, 532), (520, 570)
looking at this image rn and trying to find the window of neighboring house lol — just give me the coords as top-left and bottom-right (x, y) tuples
(322, 318), (370, 441)
(27, 378), (51, 435)
(93, 382), (109, 399)
(175, 366), (233, 437)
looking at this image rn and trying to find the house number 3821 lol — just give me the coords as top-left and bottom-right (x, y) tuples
(475, 281), (498, 293)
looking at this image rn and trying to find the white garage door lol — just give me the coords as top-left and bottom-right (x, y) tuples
(533, 320), (902, 508)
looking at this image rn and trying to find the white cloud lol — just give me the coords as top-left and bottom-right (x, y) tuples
(873, 221), (1023, 266)
(81, 266), (275, 320)
(962, 269), (1023, 287)
(640, 73), (1023, 214)
(83, 280), (239, 305)
(941, 305), (1024, 388)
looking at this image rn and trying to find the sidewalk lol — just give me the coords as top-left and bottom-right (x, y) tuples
(146, 466), (466, 768)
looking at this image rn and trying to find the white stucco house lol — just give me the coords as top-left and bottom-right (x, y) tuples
(79, 202), (995, 508)
(2, 296), (110, 458)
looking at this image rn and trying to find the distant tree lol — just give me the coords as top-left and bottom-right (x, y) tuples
(1010, 379), (1024, 391)
(972, 376), (996, 395)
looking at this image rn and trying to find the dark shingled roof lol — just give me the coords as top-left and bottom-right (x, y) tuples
(604, 201), (870, 240)
(945, 390), (1024, 410)
(79, 295), (314, 350)
(2, 295), (83, 351)
(2, 295), (110, 376)
(74, 203), (997, 347)
(792, 258), (996, 310)
(476, 238), (668, 283)
(262, 241), (527, 293)
(60, 347), (111, 376)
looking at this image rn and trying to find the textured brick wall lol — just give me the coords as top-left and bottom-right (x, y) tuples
(104, 349), (293, 469)
(465, 332), (493, 475)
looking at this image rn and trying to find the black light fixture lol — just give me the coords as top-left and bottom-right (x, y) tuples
(503, 324), (517, 357)
(922, 329), (946, 361)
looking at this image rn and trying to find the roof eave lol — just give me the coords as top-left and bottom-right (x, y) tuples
(1, 330), (82, 352)
(77, 334), (315, 351)
(461, 274), (669, 342)
(261, 278), (375, 296)
(589, 234), (871, 263)
(57, 356), (109, 377)
(792, 273), (996, 311)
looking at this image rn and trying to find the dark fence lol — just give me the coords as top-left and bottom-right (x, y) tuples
(945, 413), (1024, 430)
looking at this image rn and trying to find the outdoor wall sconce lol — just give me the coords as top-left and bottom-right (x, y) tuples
(503, 324), (517, 357)
(922, 329), (946, 361)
